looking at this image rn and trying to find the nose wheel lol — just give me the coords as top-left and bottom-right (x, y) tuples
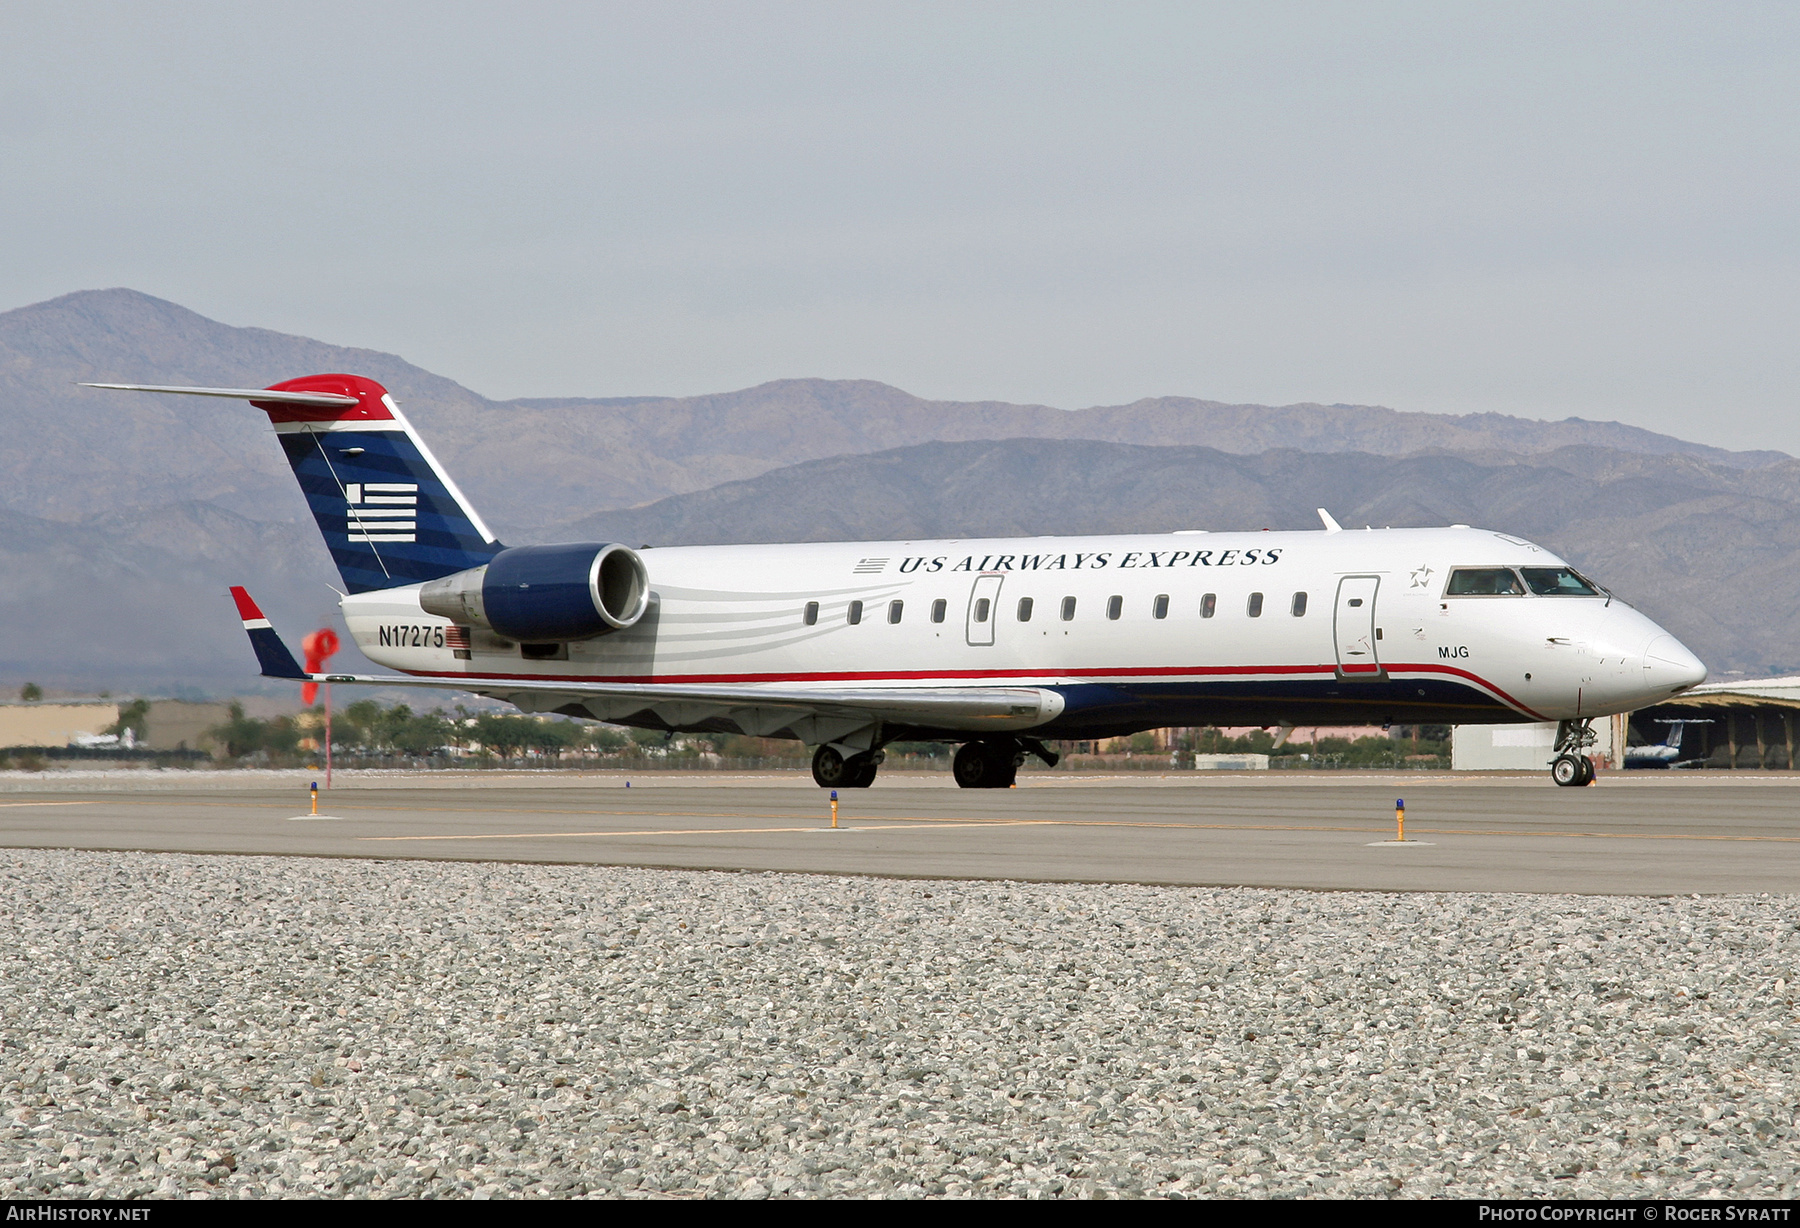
(1551, 754), (1595, 787)
(1550, 719), (1599, 786)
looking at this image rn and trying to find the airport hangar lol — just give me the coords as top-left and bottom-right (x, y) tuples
(1453, 677), (1800, 772)
(1631, 677), (1800, 770)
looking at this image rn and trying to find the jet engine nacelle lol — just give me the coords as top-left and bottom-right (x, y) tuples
(419, 542), (650, 642)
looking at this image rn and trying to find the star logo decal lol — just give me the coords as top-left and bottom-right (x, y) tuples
(1409, 564), (1434, 589)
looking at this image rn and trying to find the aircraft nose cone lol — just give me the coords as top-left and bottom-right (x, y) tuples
(1643, 634), (1707, 695)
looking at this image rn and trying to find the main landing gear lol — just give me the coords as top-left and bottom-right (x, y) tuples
(811, 737), (1062, 789)
(953, 740), (1022, 789)
(1551, 718), (1598, 787)
(812, 745), (882, 789)
(951, 738), (1060, 789)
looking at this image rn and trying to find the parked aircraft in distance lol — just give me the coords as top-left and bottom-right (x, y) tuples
(1623, 719), (1710, 769)
(88, 375), (1709, 788)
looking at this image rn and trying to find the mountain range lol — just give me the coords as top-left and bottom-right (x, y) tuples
(1, 288), (1791, 691)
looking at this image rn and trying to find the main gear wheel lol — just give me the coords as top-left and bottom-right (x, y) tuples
(812, 745), (881, 788)
(952, 739), (1023, 789)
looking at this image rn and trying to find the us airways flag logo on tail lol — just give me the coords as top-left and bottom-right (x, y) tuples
(346, 483), (419, 543)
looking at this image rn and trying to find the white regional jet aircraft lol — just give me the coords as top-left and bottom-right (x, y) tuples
(1623, 719), (1710, 769)
(90, 374), (1709, 788)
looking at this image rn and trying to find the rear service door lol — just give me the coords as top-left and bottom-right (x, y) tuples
(966, 573), (1005, 647)
(1333, 576), (1383, 679)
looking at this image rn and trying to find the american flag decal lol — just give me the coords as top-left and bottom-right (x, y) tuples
(853, 557), (889, 574)
(345, 482), (418, 543)
(444, 626), (471, 650)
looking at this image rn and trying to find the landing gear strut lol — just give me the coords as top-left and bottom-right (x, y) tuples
(1551, 719), (1598, 787)
(953, 739), (1026, 788)
(812, 745), (882, 788)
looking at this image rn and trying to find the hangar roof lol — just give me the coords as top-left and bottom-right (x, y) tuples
(1664, 678), (1800, 711)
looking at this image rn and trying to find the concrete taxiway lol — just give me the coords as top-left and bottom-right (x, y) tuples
(2, 770), (1798, 894)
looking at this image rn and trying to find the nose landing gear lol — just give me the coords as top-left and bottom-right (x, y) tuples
(1551, 718), (1598, 787)
(1551, 754), (1594, 787)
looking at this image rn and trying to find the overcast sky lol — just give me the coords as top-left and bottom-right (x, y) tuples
(4, 2), (1797, 449)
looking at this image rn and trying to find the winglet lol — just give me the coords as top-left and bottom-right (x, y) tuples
(228, 586), (308, 679)
(1317, 508), (1343, 533)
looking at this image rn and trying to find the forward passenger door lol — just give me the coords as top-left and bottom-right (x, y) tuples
(1333, 576), (1382, 679)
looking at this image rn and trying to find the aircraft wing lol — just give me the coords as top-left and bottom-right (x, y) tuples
(228, 587), (1062, 741)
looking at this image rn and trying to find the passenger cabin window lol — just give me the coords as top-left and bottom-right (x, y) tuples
(848, 600), (863, 625)
(889, 599), (904, 624)
(1446, 568), (1525, 596)
(1017, 597), (1034, 622)
(974, 598), (991, 623)
(803, 601), (819, 626)
(1247, 592), (1264, 617)
(931, 598), (947, 623)
(1061, 596), (1076, 621)
(1291, 592), (1308, 617)
(1520, 567), (1602, 597)
(1152, 594), (1170, 619)
(1106, 595), (1123, 620)
(1201, 593), (1216, 619)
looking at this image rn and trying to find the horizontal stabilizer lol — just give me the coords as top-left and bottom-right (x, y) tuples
(228, 587), (307, 679)
(80, 382), (360, 408)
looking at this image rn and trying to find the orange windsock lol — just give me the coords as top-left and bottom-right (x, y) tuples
(301, 628), (341, 705)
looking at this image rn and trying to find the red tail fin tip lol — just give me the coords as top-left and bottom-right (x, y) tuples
(252, 374), (396, 425)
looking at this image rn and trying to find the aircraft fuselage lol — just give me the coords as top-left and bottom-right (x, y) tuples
(344, 524), (1704, 741)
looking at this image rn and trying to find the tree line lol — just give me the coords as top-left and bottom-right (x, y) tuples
(200, 700), (1448, 769)
(204, 700), (807, 766)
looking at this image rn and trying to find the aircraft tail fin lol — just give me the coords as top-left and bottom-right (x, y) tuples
(85, 375), (504, 593)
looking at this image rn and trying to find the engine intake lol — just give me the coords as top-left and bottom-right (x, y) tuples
(419, 542), (649, 642)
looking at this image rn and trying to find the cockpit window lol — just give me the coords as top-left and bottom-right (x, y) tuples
(1520, 567), (1601, 597)
(1445, 567), (1525, 596)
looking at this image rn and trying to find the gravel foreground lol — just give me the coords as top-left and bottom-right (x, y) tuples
(0, 851), (1796, 1200)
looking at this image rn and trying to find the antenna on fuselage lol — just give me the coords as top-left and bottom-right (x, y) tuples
(1317, 508), (1342, 533)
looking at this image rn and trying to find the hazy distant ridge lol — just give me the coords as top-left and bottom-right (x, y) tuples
(2, 289), (1781, 536)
